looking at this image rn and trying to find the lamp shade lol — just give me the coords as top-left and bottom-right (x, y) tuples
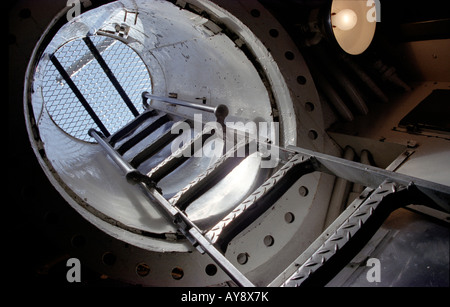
(329, 0), (376, 55)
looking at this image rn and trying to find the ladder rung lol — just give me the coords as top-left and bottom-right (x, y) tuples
(109, 109), (157, 146)
(169, 140), (252, 210)
(146, 129), (216, 183)
(129, 120), (192, 168)
(116, 113), (171, 154)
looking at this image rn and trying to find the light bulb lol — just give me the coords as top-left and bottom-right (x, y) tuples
(331, 9), (358, 31)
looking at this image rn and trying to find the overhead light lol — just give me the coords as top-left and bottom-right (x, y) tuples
(331, 9), (358, 31)
(328, 0), (377, 55)
(300, 0), (377, 55)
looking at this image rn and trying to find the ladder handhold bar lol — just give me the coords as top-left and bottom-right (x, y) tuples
(142, 92), (229, 126)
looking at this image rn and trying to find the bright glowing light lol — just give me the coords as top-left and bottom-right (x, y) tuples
(331, 9), (358, 31)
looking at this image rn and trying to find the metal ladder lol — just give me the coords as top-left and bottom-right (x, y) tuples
(88, 94), (450, 287)
(50, 37), (450, 287)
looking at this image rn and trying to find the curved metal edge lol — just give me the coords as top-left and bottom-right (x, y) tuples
(22, 0), (190, 251)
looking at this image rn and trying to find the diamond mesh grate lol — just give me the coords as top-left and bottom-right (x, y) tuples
(42, 36), (152, 142)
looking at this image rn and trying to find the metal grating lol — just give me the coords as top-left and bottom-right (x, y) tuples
(42, 36), (152, 142)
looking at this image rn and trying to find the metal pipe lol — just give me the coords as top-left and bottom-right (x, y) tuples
(88, 129), (153, 186)
(324, 146), (355, 227)
(312, 67), (354, 121)
(304, 51), (354, 121)
(142, 92), (229, 125)
(337, 52), (389, 103)
(315, 45), (369, 115)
